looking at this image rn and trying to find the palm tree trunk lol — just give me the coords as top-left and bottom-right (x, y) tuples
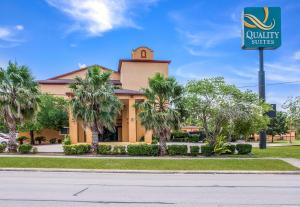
(91, 129), (98, 153)
(30, 130), (35, 145)
(159, 129), (169, 156)
(8, 127), (18, 152)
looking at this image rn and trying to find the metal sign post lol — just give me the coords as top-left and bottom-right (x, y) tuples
(258, 48), (266, 149)
(242, 7), (281, 149)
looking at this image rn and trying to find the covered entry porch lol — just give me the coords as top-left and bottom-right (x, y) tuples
(68, 93), (153, 144)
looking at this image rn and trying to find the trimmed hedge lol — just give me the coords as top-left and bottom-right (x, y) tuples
(170, 137), (189, 142)
(127, 144), (159, 156)
(112, 145), (126, 155)
(167, 145), (188, 156)
(97, 144), (112, 155)
(236, 144), (252, 154)
(201, 145), (214, 156)
(63, 144), (91, 155)
(18, 144), (33, 154)
(190, 146), (199, 156)
(171, 131), (188, 138)
(0, 144), (6, 153)
(188, 135), (200, 143)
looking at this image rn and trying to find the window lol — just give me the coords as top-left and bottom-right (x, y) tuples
(141, 49), (147, 58)
(59, 127), (69, 135)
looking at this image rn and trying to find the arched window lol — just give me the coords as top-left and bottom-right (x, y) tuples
(141, 49), (147, 58)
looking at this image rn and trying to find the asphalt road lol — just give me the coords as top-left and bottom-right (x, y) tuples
(0, 171), (299, 207)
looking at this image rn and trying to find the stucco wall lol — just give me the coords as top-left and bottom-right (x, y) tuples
(19, 129), (64, 144)
(120, 62), (168, 91)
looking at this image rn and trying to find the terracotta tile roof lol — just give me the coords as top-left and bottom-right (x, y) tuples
(47, 64), (118, 80)
(114, 89), (143, 95)
(66, 89), (143, 97)
(37, 79), (122, 85)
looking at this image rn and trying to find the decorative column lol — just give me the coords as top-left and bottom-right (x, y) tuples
(144, 130), (153, 144)
(68, 105), (78, 144)
(128, 98), (137, 142)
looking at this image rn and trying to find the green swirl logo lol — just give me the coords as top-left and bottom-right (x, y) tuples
(244, 7), (275, 31)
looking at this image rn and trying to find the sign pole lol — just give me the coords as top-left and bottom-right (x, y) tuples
(258, 48), (267, 149)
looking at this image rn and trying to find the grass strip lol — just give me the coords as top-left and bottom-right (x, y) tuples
(0, 157), (298, 171)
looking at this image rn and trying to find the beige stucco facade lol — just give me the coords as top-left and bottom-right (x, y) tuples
(26, 46), (170, 144)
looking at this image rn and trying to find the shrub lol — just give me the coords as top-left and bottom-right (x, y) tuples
(18, 144), (33, 154)
(63, 135), (71, 145)
(0, 144), (6, 153)
(127, 144), (159, 156)
(76, 144), (91, 154)
(57, 139), (62, 144)
(226, 144), (236, 154)
(112, 145), (126, 155)
(167, 145), (188, 156)
(171, 131), (188, 138)
(201, 145), (214, 156)
(97, 144), (112, 155)
(35, 136), (46, 145)
(188, 135), (200, 142)
(190, 146), (199, 156)
(236, 144), (252, 154)
(214, 136), (231, 155)
(49, 138), (57, 144)
(63, 145), (77, 155)
(63, 144), (91, 155)
(151, 136), (159, 144)
(170, 137), (189, 142)
(16, 136), (28, 145)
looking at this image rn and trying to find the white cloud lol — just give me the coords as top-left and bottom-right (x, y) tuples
(0, 25), (25, 47)
(292, 51), (300, 61)
(15, 25), (24, 31)
(78, 63), (87, 68)
(46, 0), (157, 36)
(70, 43), (77, 47)
(177, 24), (240, 49)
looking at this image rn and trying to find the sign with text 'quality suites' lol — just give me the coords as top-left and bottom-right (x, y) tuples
(242, 7), (281, 50)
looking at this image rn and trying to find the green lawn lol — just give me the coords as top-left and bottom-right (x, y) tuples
(253, 146), (300, 159)
(0, 157), (298, 171)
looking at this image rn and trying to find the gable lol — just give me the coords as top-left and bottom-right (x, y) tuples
(48, 65), (120, 80)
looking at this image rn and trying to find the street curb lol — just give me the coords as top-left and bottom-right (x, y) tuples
(0, 168), (300, 175)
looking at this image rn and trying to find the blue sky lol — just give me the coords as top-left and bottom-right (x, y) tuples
(0, 0), (300, 109)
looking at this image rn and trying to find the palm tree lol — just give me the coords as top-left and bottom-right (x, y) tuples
(136, 73), (185, 155)
(0, 61), (40, 152)
(69, 66), (122, 152)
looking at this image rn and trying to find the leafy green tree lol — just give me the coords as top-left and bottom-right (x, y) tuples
(0, 61), (39, 151)
(186, 77), (269, 146)
(19, 94), (68, 144)
(283, 97), (300, 138)
(70, 66), (122, 152)
(135, 73), (185, 155)
(0, 114), (8, 133)
(266, 111), (288, 143)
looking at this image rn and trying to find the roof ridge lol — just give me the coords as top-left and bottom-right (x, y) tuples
(47, 64), (117, 80)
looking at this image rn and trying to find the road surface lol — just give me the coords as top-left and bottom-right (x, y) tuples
(0, 171), (299, 207)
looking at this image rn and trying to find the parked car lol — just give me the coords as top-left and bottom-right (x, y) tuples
(0, 133), (9, 145)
